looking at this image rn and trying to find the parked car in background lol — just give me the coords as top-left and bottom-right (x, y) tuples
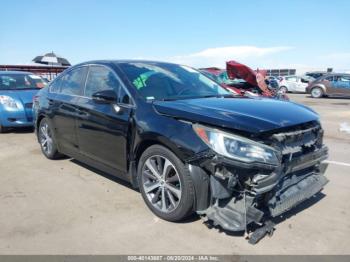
(0, 71), (46, 132)
(279, 75), (313, 93)
(305, 71), (328, 80)
(33, 60), (328, 243)
(266, 76), (280, 90)
(199, 68), (241, 95)
(200, 61), (287, 100)
(306, 73), (350, 98)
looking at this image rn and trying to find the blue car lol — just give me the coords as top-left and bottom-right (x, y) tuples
(0, 71), (47, 132)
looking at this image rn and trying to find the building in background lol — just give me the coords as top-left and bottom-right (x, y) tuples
(266, 68), (296, 76)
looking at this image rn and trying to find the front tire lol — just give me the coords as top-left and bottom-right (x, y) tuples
(279, 86), (288, 94)
(311, 87), (324, 98)
(138, 145), (195, 222)
(0, 125), (8, 133)
(38, 118), (62, 159)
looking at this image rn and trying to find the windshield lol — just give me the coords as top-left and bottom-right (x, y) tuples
(0, 73), (47, 90)
(119, 62), (231, 101)
(201, 70), (239, 86)
(218, 71), (241, 85)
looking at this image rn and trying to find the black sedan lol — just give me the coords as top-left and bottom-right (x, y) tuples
(33, 60), (328, 243)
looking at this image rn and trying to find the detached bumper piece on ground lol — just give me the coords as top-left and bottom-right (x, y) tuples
(192, 121), (328, 244)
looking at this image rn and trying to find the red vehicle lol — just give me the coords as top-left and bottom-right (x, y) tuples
(200, 60), (287, 100)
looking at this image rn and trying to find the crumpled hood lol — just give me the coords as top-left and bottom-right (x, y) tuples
(0, 89), (38, 105)
(153, 97), (319, 133)
(226, 60), (272, 96)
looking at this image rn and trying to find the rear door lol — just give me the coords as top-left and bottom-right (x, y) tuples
(50, 66), (88, 155)
(76, 65), (133, 174)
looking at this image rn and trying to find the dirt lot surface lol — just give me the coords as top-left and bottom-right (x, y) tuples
(0, 94), (349, 255)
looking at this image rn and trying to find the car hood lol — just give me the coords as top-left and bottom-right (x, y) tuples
(153, 97), (319, 133)
(0, 89), (38, 104)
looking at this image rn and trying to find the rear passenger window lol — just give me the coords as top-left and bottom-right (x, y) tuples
(60, 67), (87, 96)
(84, 66), (121, 97)
(326, 76), (334, 81)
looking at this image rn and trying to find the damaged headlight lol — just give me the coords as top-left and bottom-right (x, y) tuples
(193, 124), (280, 165)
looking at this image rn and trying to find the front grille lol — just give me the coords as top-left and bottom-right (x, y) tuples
(269, 122), (323, 164)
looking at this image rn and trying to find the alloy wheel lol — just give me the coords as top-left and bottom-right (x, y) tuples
(141, 155), (182, 213)
(311, 88), (322, 98)
(39, 122), (53, 155)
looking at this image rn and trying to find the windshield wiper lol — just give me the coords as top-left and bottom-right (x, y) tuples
(199, 94), (239, 98)
(157, 94), (239, 102)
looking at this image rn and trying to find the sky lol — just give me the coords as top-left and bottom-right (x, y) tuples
(1, 0), (350, 72)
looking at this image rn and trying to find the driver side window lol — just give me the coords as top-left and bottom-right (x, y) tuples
(84, 66), (121, 97)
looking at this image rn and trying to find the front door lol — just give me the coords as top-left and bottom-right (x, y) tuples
(285, 76), (297, 92)
(296, 77), (308, 92)
(76, 65), (132, 174)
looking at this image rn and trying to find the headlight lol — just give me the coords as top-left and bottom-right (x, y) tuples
(193, 124), (280, 165)
(0, 95), (18, 108)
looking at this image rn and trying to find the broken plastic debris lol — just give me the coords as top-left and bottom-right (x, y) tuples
(339, 122), (350, 134)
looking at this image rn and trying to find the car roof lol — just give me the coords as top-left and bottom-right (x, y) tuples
(75, 60), (181, 68)
(322, 73), (350, 77)
(0, 71), (34, 75)
(306, 71), (327, 74)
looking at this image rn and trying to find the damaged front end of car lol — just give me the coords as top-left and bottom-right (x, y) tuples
(186, 120), (328, 244)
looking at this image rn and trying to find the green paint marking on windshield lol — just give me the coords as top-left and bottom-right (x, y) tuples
(132, 71), (158, 90)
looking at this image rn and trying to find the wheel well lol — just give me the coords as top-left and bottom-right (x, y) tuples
(311, 86), (325, 94)
(311, 85), (323, 91)
(35, 115), (46, 139)
(134, 139), (177, 166)
(36, 115), (45, 130)
(135, 140), (156, 164)
(131, 139), (182, 188)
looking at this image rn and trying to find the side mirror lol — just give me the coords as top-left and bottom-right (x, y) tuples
(92, 90), (117, 104)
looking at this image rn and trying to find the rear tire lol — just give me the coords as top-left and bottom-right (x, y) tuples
(311, 87), (324, 98)
(38, 118), (63, 159)
(137, 145), (195, 222)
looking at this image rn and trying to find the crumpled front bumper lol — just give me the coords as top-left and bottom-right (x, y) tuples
(268, 168), (328, 217)
(189, 145), (329, 232)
